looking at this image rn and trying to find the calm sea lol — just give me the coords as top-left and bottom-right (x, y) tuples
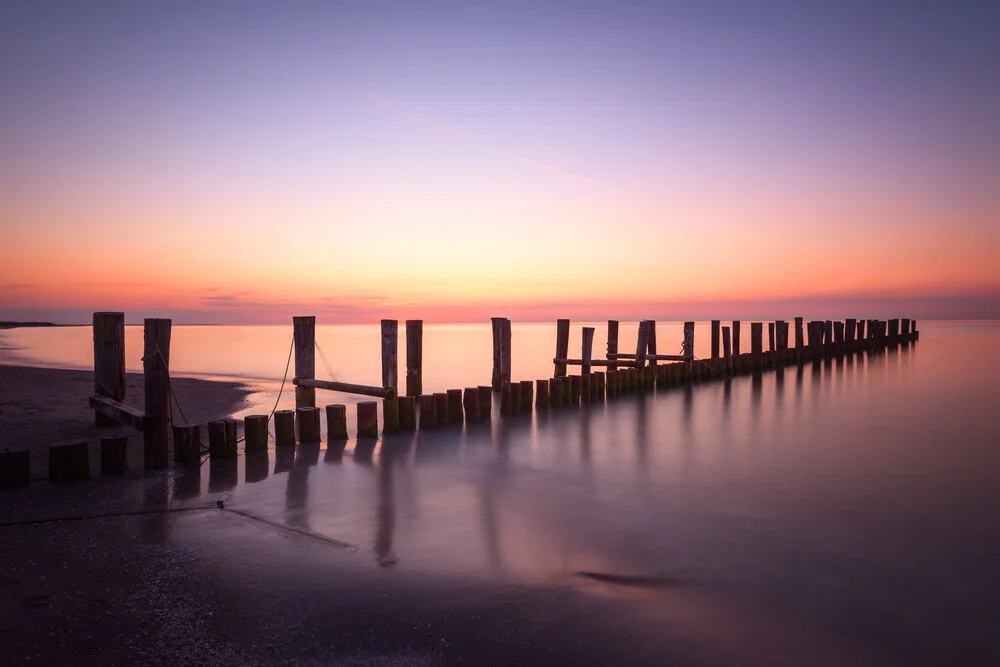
(2, 321), (999, 663)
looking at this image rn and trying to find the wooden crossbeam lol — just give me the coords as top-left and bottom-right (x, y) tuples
(88, 395), (152, 431)
(293, 377), (396, 399)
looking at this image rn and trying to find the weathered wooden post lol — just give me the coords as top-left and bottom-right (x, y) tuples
(635, 320), (650, 368)
(143, 318), (171, 470)
(357, 401), (379, 437)
(447, 389), (463, 422)
(550, 377), (564, 407)
(463, 387), (480, 422)
(208, 419), (238, 458)
(520, 380), (533, 410)
(536, 379), (549, 408)
(478, 385), (493, 419)
(683, 322), (695, 360)
(647, 320), (658, 379)
(751, 322), (763, 368)
(500, 384), (512, 415)
(101, 434), (129, 474)
(49, 440), (89, 483)
(554, 319), (570, 377)
(733, 321), (742, 356)
(418, 395), (437, 428)
(901, 318), (910, 340)
(172, 425), (200, 464)
(244, 415), (268, 452)
(834, 321), (845, 344)
(888, 318), (900, 341)
(510, 381), (523, 411)
(824, 320), (833, 346)
(607, 320), (619, 371)
(722, 326), (732, 374)
(857, 320), (866, 341)
(768, 322), (776, 352)
(93, 312), (125, 427)
(293, 316), (316, 409)
(776, 321), (789, 350)
(570, 376), (583, 403)
(794, 317), (804, 349)
(845, 319), (857, 344)
(491, 317), (512, 390)
(581, 327), (595, 375)
(434, 392), (450, 424)
(711, 320), (720, 360)
(326, 404), (348, 439)
(274, 409), (296, 446)
(297, 406), (321, 442)
(405, 320), (423, 397)
(397, 397), (415, 430)
(381, 320), (398, 394)
(492, 317), (503, 389)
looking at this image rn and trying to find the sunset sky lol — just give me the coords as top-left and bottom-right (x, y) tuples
(2, 1), (998, 324)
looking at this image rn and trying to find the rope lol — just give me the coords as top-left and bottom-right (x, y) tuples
(315, 340), (337, 380)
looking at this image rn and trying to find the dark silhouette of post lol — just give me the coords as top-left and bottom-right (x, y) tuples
(293, 316), (316, 409)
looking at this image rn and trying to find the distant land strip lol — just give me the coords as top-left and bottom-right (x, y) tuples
(0, 321), (59, 329)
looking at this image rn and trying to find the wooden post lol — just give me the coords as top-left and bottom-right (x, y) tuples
(297, 406), (321, 442)
(463, 387), (480, 422)
(570, 375), (583, 403)
(722, 326), (732, 373)
(834, 321), (845, 344)
(49, 440), (88, 483)
(581, 327), (595, 375)
(418, 395), (437, 428)
(293, 316), (317, 409)
(634, 320), (649, 368)
(501, 318), (512, 389)
(711, 320), (720, 360)
(607, 320), (619, 371)
(550, 378), (563, 407)
(274, 409), (296, 446)
(825, 320), (833, 345)
(326, 404), (348, 439)
(901, 318), (910, 340)
(447, 389), (463, 422)
(845, 319), (857, 343)
(776, 321), (789, 350)
(647, 320), (658, 371)
(536, 379), (549, 407)
(381, 320), (398, 393)
(683, 322), (695, 360)
(383, 397), (399, 434)
(244, 415), (269, 452)
(357, 401), (379, 437)
(794, 317), (804, 349)
(732, 321), (742, 356)
(143, 318), (171, 470)
(750, 322), (763, 366)
(172, 425), (200, 464)
(478, 385), (492, 419)
(500, 384), (512, 416)
(520, 379), (534, 410)
(888, 318), (900, 340)
(857, 320), (866, 341)
(491, 317), (503, 390)
(768, 322), (776, 352)
(593, 371), (605, 399)
(510, 381), (522, 412)
(397, 397), (416, 431)
(101, 434), (129, 474)
(93, 312), (125, 427)
(0, 449), (30, 488)
(405, 320), (423, 397)
(208, 419), (238, 458)
(434, 393), (450, 424)
(554, 319), (570, 377)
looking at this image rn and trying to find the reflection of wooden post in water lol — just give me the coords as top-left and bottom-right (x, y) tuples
(376, 450), (398, 567)
(93, 312), (125, 427)
(293, 316), (316, 409)
(405, 319), (422, 397)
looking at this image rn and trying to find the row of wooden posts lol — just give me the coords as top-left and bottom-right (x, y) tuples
(0, 313), (917, 488)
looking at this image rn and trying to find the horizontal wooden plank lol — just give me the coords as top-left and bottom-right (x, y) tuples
(89, 395), (152, 431)
(553, 358), (640, 368)
(643, 354), (690, 362)
(293, 378), (396, 399)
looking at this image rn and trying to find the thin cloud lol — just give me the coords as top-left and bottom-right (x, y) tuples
(522, 158), (598, 189)
(361, 91), (475, 141)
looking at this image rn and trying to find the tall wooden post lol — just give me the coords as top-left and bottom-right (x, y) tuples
(381, 319), (398, 392)
(711, 320), (720, 360)
(750, 322), (763, 366)
(405, 319), (423, 397)
(581, 327), (595, 375)
(554, 319), (570, 377)
(901, 318), (910, 339)
(635, 320), (649, 368)
(768, 322), (776, 352)
(143, 318), (171, 470)
(93, 312), (126, 427)
(607, 320), (619, 372)
(794, 317), (804, 349)
(833, 321), (845, 344)
(293, 316), (316, 409)
(845, 318), (857, 343)
(647, 320), (658, 371)
(776, 321), (788, 350)
(500, 318), (512, 389)
(491, 317), (503, 390)
(857, 320), (866, 340)
(722, 326), (732, 373)
(732, 321), (742, 356)
(888, 318), (900, 340)
(825, 320), (833, 345)
(683, 322), (695, 360)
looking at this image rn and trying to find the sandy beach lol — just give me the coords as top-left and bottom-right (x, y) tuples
(0, 364), (253, 478)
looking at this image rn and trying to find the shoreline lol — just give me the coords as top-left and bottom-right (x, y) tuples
(0, 364), (254, 477)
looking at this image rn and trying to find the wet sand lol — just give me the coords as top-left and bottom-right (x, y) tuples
(0, 364), (253, 477)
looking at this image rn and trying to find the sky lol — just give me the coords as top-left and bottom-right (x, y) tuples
(1, 0), (999, 324)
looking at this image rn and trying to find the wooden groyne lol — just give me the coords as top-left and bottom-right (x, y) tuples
(0, 313), (918, 488)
